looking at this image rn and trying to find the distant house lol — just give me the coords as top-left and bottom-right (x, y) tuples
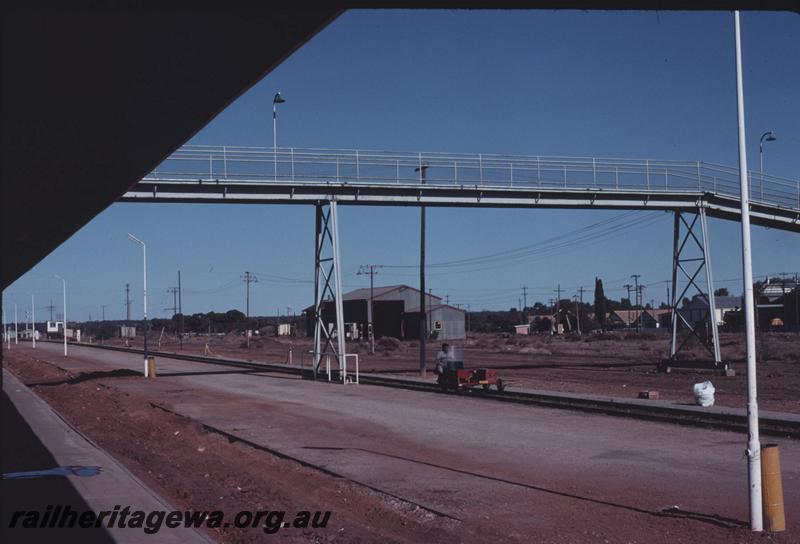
(679, 295), (742, 327)
(610, 309), (670, 330)
(760, 278), (799, 303)
(514, 324), (531, 335)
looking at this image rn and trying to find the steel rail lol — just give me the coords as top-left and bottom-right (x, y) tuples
(54, 341), (800, 438)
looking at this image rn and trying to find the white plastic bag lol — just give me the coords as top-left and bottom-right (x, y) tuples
(693, 381), (715, 407)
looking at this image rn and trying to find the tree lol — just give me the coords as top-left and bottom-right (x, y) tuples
(594, 277), (607, 331)
(714, 287), (729, 296)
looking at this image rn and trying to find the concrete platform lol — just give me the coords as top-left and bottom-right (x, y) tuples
(1, 369), (213, 544)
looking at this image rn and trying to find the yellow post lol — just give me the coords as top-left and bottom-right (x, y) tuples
(761, 444), (785, 532)
(146, 356), (157, 379)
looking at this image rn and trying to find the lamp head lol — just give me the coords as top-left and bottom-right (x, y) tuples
(273, 92), (285, 105)
(127, 232), (143, 245)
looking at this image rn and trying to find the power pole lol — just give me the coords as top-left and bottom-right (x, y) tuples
(416, 163), (428, 377)
(631, 274), (641, 332)
(554, 284), (563, 334)
(167, 287), (179, 317)
(577, 286), (585, 335)
(357, 264), (382, 354)
(466, 303), (471, 333)
(31, 295), (36, 348)
(521, 286), (528, 314)
(241, 271), (258, 318)
(46, 299), (56, 322)
(639, 285), (647, 331)
(101, 305), (106, 322)
(125, 283), (131, 323)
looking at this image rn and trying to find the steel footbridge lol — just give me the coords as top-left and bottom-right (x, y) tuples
(124, 145), (800, 232)
(122, 145), (800, 370)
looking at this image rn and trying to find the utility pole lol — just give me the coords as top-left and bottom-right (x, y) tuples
(167, 287), (179, 317)
(125, 283), (131, 323)
(46, 299), (55, 322)
(241, 271), (258, 318)
(578, 286), (585, 335)
(31, 295), (36, 348)
(554, 284), (563, 335)
(631, 274), (641, 332)
(521, 286), (528, 315)
(638, 284), (646, 331)
(416, 163), (428, 377)
(573, 294), (581, 335)
(14, 303), (18, 344)
(466, 304), (471, 333)
(358, 264), (383, 354)
(101, 305), (106, 322)
(178, 270), (183, 349)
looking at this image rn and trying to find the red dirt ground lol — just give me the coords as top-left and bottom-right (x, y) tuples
(5, 347), (798, 543)
(4, 351), (460, 543)
(102, 330), (800, 413)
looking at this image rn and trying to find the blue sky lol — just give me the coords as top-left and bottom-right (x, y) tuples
(4, 10), (799, 321)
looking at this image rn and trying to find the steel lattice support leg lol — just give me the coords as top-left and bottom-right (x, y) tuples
(312, 201), (347, 379)
(669, 209), (723, 367)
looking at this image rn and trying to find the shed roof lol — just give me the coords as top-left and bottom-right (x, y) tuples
(342, 284), (442, 302)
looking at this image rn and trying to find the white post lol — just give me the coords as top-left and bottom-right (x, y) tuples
(128, 233), (148, 375)
(14, 303), (18, 344)
(734, 11), (762, 532)
(55, 275), (67, 356)
(143, 240), (148, 376)
(31, 294), (35, 349)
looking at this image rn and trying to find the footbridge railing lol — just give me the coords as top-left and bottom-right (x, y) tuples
(145, 145), (800, 212)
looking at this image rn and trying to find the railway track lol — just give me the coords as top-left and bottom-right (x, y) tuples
(45, 341), (800, 439)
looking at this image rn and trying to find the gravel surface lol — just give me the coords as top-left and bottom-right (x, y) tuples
(4, 342), (799, 542)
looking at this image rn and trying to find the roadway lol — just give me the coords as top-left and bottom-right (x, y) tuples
(13, 342), (800, 541)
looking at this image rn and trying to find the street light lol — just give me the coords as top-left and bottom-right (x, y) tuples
(272, 91), (286, 179)
(55, 275), (67, 356)
(127, 233), (148, 375)
(31, 294), (36, 349)
(759, 131), (776, 201)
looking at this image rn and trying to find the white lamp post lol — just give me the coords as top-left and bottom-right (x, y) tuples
(758, 131), (776, 201)
(127, 233), (148, 375)
(734, 11), (762, 532)
(55, 275), (67, 356)
(272, 91), (285, 180)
